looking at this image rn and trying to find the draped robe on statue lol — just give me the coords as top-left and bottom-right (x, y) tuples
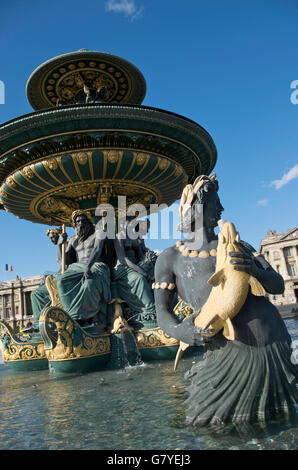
(31, 232), (111, 328)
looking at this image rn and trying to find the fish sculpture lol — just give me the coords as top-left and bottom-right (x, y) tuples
(173, 221), (266, 371)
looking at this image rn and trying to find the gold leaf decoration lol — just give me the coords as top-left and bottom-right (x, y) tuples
(5, 176), (16, 187)
(21, 165), (35, 179)
(158, 158), (170, 170)
(104, 150), (123, 163)
(135, 152), (149, 165)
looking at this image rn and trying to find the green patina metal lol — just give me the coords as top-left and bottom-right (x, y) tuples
(0, 50), (214, 372)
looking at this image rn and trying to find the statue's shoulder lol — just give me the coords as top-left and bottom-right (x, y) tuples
(155, 245), (177, 268)
(154, 245), (177, 280)
(68, 235), (78, 247)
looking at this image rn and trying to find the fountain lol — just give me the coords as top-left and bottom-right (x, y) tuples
(0, 49), (216, 373)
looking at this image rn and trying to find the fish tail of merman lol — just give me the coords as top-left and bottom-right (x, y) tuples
(222, 317), (235, 340)
(173, 341), (189, 372)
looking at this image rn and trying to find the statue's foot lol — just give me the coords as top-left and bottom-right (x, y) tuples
(17, 327), (42, 342)
(19, 326), (39, 334)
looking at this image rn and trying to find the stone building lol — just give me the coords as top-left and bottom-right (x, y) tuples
(0, 275), (44, 331)
(259, 227), (298, 306)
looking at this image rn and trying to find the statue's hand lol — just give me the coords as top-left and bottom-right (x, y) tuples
(229, 241), (260, 278)
(82, 268), (92, 282)
(58, 232), (68, 246)
(180, 312), (213, 346)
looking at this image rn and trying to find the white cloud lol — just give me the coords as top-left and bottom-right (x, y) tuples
(271, 164), (298, 190)
(257, 199), (268, 207)
(105, 0), (143, 20)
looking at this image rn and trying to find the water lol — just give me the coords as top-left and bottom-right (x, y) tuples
(0, 318), (297, 450)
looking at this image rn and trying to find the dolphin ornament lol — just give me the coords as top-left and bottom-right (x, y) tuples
(173, 221), (266, 371)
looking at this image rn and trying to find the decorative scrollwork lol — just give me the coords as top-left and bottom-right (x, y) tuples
(39, 307), (110, 361)
(0, 322), (45, 362)
(136, 327), (179, 350)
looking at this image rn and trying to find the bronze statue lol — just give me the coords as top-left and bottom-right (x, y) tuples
(154, 174), (298, 426)
(30, 210), (111, 330)
(45, 227), (63, 270)
(111, 216), (156, 327)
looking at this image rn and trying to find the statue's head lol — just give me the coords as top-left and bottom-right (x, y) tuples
(46, 228), (62, 245)
(178, 173), (224, 233)
(71, 210), (94, 239)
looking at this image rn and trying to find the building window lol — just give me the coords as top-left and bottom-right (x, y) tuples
(276, 265), (280, 273)
(284, 247), (292, 257)
(25, 292), (33, 316)
(287, 263), (296, 277)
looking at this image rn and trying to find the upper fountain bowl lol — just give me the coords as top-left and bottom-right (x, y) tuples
(26, 49), (147, 110)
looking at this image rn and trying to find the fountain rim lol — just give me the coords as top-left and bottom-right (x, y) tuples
(0, 102), (217, 184)
(0, 102), (216, 139)
(0, 103), (217, 226)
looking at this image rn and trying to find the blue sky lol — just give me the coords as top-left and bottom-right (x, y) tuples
(0, 0), (297, 280)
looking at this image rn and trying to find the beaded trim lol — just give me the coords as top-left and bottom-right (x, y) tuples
(152, 282), (176, 290)
(175, 240), (217, 258)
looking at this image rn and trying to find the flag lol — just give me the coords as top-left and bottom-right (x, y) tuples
(5, 264), (13, 272)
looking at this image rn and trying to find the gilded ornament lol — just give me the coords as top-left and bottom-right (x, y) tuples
(75, 151), (89, 165)
(39, 307), (110, 361)
(45, 275), (63, 308)
(43, 158), (58, 171)
(5, 176), (16, 187)
(136, 327), (179, 349)
(105, 150), (122, 163)
(0, 186), (8, 198)
(21, 165), (35, 179)
(158, 158), (170, 170)
(174, 165), (183, 177)
(40, 196), (79, 224)
(0, 323), (46, 362)
(135, 152), (148, 165)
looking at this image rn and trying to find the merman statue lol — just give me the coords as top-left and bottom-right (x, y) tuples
(111, 216), (156, 327)
(154, 174), (298, 426)
(30, 210), (111, 331)
(136, 218), (158, 282)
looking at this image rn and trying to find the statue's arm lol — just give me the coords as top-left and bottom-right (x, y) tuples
(230, 240), (285, 295)
(154, 249), (210, 346)
(136, 241), (145, 263)
(114, 237), (150, 279)
(57, 233), (76, 265)
(83, 233), (105, 279)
